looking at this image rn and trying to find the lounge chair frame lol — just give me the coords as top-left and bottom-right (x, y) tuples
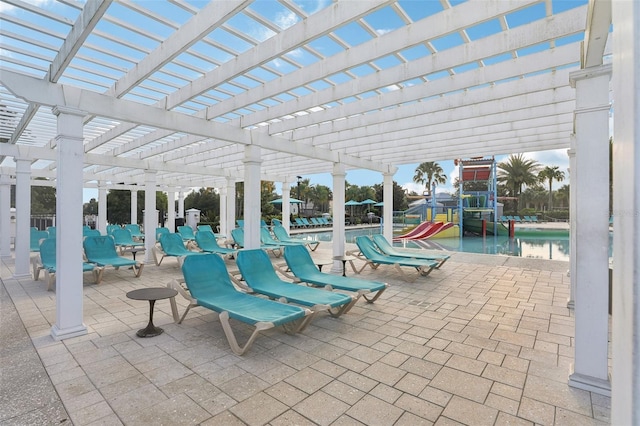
(350, 236), (438, 282)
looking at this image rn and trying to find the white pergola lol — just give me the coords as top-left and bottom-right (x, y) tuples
(0, 0), (638, 422)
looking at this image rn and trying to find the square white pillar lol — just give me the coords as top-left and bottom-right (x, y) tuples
(98, 181), (107, 234)
(243, 145), (262, 249)
(13, 157), (31, 278)
(144, 171), (157, 264)
(166, 189), (175, 232)
(382, 169), (396, 242)
(611, 0), (640, 422)
(51, 106), (88, 340)
(0, 175), (11, 259)
(331, 163), (346, 273)
(568, 64), (612, 396)
(281, 180), (291, 231)
(130, 189), (138, 226)
(225, 179), (236, 240)
(567, 146), (576, 309)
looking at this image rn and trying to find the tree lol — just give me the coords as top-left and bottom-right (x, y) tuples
(308, 184), (332, 213)
(538, 165), (565, 210)
(31, 181), (56, 214)
(185, 188), (220, 222)
(372, 181), (408, 211)
(106, 190), (167, 225)
(413, 162), (447, 196)
(556, 184), (570, 209)
(497, 154), (540, 211)
(83, 198), (98, 216)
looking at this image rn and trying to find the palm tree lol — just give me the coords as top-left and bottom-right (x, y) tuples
(497, 154), (540, 211)
(413, 162), (447, 196)
(538, 166), (565, 211)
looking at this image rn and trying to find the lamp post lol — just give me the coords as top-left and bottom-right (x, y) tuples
(296, 176), (302, 217)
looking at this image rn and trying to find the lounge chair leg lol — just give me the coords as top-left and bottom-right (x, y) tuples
(132, 263), (144, 278)
(45, 271), (55, 292)
(361, 284), (388, 303)
(95, 268), (104, 284)
(218, 311), (272, 356)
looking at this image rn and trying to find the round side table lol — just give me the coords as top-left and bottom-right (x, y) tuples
(126, 287), (178, 337)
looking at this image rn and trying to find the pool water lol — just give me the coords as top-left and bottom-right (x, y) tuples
(302, 228), (603, 262)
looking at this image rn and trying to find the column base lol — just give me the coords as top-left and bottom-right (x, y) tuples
(51, 324), (88, 341)
(12, 272), (33, 280)
(568, 371), (611, 396)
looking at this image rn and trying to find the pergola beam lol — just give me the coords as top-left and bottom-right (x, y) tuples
(0, 69), (390, 173)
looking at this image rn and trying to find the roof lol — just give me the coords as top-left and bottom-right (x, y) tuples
(0, 0), (612, 190)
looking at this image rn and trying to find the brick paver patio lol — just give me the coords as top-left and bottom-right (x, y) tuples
(1, 245), (610, 425)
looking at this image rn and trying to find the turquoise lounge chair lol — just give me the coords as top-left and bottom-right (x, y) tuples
(34, 238), (97, 290)
(236, 249), (356, 318)
(125, 224), (144, 239)
(273, 225), (319, 251)
(283, 245), (388, 303)
(195, 230), (237, 259)
(155, 227), (170, 240)
(177, 225), (196, 242)
(261, 228), (307, 248)
(106, 224), (121, 235)
(169, 254), (311, 355)
(154, 233), (204, 266)
(83, 236), (144, 283)
(371, 234), (449, 268)
(294, 218), (306, 228)
(30, 229), (49, 252)
(231, 228), (282, 257)
(83, 228), (101, 237)
(111, 228), (145, 257)
(353, 236), (438, 282)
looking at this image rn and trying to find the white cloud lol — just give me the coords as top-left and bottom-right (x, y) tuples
(376, 28), (393, 36)
(276, 10), (299, 30)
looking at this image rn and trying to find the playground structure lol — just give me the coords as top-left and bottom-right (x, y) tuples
(390, 156), (520, 240)
(456, 157), (510, 237)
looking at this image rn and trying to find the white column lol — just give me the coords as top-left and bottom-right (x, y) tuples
(97, 181), (107, 233)
(382, 170), (396, 242)
(144, 171), (157, 264)
(219, 185), (227, 236)
(331, 163), (346, 273)
(13, 157), (31, 278)
(568, 64), (612, 396)
(0, 175), (11, 259)
(281, 179), (291, 231)
(130, 189), (138, 225)
(178, 190), (185, 219)
(225, 179), (236, 239)
(51, 106), (87, 340)
(567, 146), (576, 309)
(243, 145), (262, 249)
(611, 1), (640, 422)
(166, 189), (175, 232)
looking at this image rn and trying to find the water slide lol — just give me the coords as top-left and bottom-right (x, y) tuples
(393, 221), (435, 240)
(395, 222), (454, 240)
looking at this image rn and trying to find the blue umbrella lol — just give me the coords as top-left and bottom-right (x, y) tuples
(270, 198), (303, 204)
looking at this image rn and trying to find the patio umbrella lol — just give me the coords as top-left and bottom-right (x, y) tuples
(373, 202), (384, 207)
(270, 198), (303, 204)
(360, 199), (377, 212)
(345, 200), (362, 217)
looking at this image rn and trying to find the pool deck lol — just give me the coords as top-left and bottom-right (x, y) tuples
(0, 241), (609, 425)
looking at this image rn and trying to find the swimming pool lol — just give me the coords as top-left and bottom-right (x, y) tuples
(300, 228), (586, 262)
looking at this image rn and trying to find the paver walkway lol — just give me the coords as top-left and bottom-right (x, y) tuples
(0, 246), (610, 425)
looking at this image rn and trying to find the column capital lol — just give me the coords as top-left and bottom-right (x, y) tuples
(569, 63), (612, 88)
(244, 144), (262, 165)
(332, 162), (346, 176)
